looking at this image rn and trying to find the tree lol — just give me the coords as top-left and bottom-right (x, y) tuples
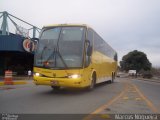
(120, 50), (152, 72)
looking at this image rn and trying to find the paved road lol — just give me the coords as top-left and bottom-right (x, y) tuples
(132, 79), (160, 112)
(0, 78), (160, 119)
(0, 80), (124, 114)
(84, 78), (160, 120)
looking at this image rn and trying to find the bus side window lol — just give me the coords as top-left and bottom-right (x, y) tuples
(87, 29), (93, 46)
(114, 53), (118, 61)
(85, 28), (93, 67)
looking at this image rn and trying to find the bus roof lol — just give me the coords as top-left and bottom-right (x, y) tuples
(43, 24), (91, 28)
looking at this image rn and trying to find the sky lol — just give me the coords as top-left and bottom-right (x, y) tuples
(0, 0), (160, 67)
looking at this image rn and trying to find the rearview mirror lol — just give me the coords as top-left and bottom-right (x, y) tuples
(87, 46), (92, 56)
(86, 40), (92, 56)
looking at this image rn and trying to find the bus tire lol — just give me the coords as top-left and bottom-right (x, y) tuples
(111, 72), (115, 83)
(51, 86), (60, 90)
(87, 72), (96, 90)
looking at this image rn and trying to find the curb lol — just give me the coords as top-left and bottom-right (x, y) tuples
(0, 81), (27, 86)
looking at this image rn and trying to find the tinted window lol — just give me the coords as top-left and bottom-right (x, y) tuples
(87, 28), (93, 46)
(93, 31), (116, 60)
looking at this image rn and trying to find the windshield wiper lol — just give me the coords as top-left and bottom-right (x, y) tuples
(42, 47), (56, 67)
(39, 39), (57, 65)
(40, 39), (50, 61)
(55, 27), (68, 69)
(40, 46), (47, 62)
(43, 47), (68, 69)
(56, 48), (68, 69)
(39, 28), (68, 69)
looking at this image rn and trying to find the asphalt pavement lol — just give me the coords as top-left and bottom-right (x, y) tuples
(0, 77), (160, 120)
(0, 80), (124, 114)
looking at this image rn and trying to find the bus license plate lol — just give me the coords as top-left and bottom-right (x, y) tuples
(51, 81), (58, 85)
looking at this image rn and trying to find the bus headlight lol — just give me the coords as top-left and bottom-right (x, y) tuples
(35, 73), (41, 77)
(34, 73), (46, 77)
(68, 74), (81, 79)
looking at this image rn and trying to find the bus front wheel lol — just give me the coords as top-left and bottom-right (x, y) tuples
(87, 73), (96, 90)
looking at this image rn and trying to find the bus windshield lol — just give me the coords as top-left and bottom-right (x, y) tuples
(34, 26), (85, 69)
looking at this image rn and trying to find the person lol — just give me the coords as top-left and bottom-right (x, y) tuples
(28, 70), (32, 80)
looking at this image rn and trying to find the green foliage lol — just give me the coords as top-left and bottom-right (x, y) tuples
(120, 50), (152, 72)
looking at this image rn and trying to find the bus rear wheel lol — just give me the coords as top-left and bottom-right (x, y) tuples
(111, 72), (115, 83)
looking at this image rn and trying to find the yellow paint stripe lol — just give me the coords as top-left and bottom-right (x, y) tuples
(83, 83), (128, 120)
(93, 83), (128, 114)
(0, 81), (27, 86)
(135, 97), (142, 101)
(13, 81), (27, 85)
(123, 96), (129, 100)
(0, 82), (4, 86)
(132, 83), (159, 113)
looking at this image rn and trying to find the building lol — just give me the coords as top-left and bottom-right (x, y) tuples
(0, 11), (40, 75)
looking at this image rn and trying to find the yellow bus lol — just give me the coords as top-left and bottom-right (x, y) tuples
(33, 24), (117, 90)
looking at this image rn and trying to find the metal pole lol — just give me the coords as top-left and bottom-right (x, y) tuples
(8, 13), (41, 30)
(0, 14), (3, 19)
(33, 26), (36, 38)
(8, 15), (24, 36)
(2, 11), (8, 35)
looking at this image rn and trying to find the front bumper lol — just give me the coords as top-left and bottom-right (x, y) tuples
(33, 76), (87, 88)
